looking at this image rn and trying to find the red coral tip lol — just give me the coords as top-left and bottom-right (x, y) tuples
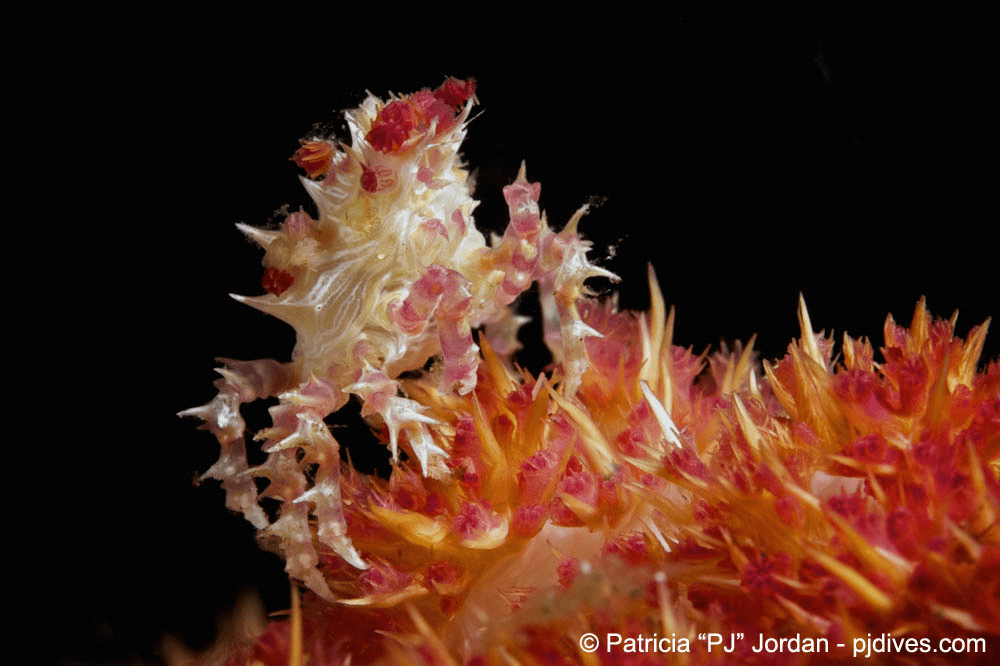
(366, 100), (414, 153)
(434, 77), (476, 108)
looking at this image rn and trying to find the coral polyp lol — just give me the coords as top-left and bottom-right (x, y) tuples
(181, 79), (999, 665)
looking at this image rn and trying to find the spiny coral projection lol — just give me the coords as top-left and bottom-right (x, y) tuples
(181, 80), (999, 665)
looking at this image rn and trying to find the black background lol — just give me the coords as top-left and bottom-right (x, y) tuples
(42, 10), (996, 664)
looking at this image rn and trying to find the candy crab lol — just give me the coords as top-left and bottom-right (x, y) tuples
(180, 78), (616, 600)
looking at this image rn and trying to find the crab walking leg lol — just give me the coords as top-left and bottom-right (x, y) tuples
(388, 264), (480, 397)
(179, 358), (292, 529)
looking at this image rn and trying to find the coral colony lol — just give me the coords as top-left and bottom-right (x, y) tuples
(181, 78), (999, 665)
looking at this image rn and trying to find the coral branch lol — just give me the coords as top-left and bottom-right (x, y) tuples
(180, 79), (998, 666)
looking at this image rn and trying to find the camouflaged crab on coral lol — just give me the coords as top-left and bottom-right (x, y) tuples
(181, 78), (999, 666)
(180, 77), (615, 598)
